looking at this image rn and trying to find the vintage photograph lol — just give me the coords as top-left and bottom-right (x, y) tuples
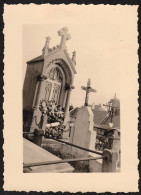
(23, 24), (120, 173)
(3, 4), (138, 191)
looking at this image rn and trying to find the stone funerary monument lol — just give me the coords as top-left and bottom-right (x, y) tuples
(23, 27), (77, 132)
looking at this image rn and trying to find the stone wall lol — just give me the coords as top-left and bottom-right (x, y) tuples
(23, 61), (44, 110)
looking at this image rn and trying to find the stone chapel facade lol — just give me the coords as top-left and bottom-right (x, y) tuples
(23, 27), (77, 132)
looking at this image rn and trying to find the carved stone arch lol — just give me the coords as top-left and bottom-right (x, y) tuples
(46, 64), (65, 85)
(43, 58), (74, 108)
(47, 66), (63, 83)
(44, 58), (73, 86)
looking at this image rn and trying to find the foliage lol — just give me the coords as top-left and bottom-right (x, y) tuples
(95, 129), (114, 151)
(39, 99), (65, 139)
(95, 135), (113, 151)
(42, 144), (90, 172)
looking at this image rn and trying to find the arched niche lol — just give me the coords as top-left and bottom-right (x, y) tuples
(44, 58), (73, 86)
(43, 59), (73, 107)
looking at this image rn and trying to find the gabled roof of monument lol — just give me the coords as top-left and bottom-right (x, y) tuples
(27, 52), (77, 74)
(27, 55), (44, 63)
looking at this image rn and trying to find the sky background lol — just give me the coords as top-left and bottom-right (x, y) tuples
(22, 5), (125, 108)
(23, 24), (120, 107)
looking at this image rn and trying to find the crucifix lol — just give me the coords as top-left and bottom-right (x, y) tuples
(81, 79), (96, 106)
(58, 27), (71, 49)
(103, 101), (116, 123)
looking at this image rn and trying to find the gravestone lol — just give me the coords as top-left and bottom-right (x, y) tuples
(69, 106), (96, 157)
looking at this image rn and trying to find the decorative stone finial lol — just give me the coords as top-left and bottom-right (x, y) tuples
(57, 27), (71, 49)
(42, 36), (51, 57)
(46, 36), (51, 43)
(72, 51), (76, 65)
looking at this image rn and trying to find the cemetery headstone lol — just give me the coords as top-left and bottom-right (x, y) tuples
(69, 106), (96, 157)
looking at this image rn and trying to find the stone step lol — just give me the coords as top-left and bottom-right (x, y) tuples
(23, 138), (74, 173)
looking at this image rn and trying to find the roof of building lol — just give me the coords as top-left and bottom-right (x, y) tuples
(92, 110), (108, 124)
(94, 124), (120, 132)
(70, 107), (108, 124)
(101, 115), (120, 129)
(70, 106), (120, 129)
(93, 104), (106, 111)
(27, 55), (44, 63)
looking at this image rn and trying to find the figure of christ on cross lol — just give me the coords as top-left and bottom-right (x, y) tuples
(81, 79), (97, 106)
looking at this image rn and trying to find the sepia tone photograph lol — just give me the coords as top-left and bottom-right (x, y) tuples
(3, 4), (138, 192)
(23, 24), (120, 173)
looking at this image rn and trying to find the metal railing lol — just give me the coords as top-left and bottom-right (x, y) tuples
(23, 131), (102, 155)
(23, 130), (119, 172)
(23, 156), (104, 168)
(50, 137), (103, 155)
(23, 132), (35, 135)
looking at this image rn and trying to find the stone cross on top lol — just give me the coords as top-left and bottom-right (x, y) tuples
(81, 79), (96, 106)
(58, 27), (71, 49)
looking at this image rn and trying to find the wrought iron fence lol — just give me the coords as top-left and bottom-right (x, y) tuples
(95, 128), (119, 151)
(95, 134), (113, 151)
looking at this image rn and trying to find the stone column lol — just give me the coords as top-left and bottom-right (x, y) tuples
(112, 130), (120, 168)
(41, 114), (48, 131)
(64, 85), (75, 125)
(33, 129), (44, 147)
(102, 149), (118, 172)
(33, 75), (47, 110)
(30, 74), (47, 132)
